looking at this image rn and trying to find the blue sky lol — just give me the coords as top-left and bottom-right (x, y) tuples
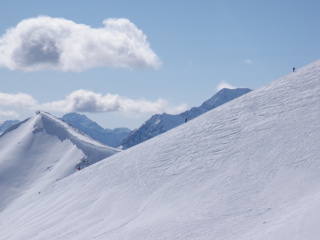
(0, 0), (319, 129)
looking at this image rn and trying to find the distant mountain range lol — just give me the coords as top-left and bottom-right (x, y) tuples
(120, 88), (252, 149)
(61, 113), (131, 148)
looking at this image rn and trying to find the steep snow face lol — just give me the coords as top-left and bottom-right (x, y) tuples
(121, 88), (251, 149)
(0, 120), (19, 133)
(1, 60), (320, 240)
(0, 111), (120, 212)
(61, 112), (131, 148)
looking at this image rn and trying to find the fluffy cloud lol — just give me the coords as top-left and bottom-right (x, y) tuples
(0, 90), (187, 118)
(0, 92), (37, 121)
(0, 16), (161, 71)
(216, 80), (236, 91)
(0, 92), (38, 108)
(0, 89), (187, 116)
(0, 109), (19, 119)
(41, 90), (187, 115)
(0, 90), (187, 115)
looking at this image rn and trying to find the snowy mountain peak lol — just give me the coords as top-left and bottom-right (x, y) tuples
(0, 111), (120, 212)
(21, 111), (107, 147)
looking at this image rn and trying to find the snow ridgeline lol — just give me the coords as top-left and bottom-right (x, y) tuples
(0, 111), (120, 212)
(61, 112), (131, 148)
(0, 60), (320, 239)
(120, 88), (252, 149)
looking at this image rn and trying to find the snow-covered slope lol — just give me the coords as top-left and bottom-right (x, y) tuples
(1, 60), (320, 240)
(61, 112), (131, 148)
(0, 119), (19, 133)
(121, 88), (251, 149)
(0, 111), (120, 212)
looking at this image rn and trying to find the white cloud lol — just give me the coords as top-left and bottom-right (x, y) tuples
(0, 90), (187, 116)
(0, 109), (19, 119)
(40, 90), (187, 115)
(216, 80), (236, 91)
(0, 16), (161, 71)
(0, 92), (38, 108)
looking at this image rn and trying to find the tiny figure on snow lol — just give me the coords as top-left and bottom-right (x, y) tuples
(293, 67), (295, 72)
(185, 118), (188, 123)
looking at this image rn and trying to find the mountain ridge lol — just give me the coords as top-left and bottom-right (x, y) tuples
(121, 87), (252, 149)
(61, 112), (131, 148)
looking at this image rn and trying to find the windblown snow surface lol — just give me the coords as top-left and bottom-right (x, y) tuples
(0, 60), (320, 239)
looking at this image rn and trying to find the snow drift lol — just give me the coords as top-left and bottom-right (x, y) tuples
(0, 60), (320, 239)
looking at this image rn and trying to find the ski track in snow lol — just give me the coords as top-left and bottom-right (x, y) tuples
(0, 60), (320, 239)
